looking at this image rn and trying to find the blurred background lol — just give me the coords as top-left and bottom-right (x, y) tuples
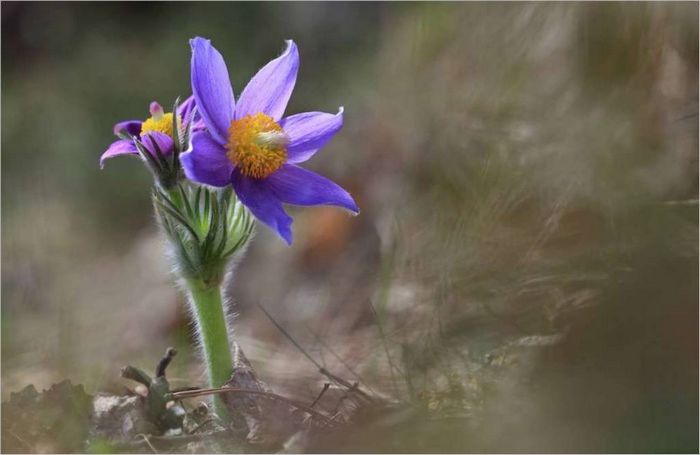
(2, 2), (698, 452)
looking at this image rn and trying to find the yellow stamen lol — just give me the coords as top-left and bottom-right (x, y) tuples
(141, 112), (180, 137)
(227, 113), (288, 179)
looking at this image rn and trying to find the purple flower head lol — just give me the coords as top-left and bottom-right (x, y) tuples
(100, 96), (202, 169)
(181, 37), (359, 245)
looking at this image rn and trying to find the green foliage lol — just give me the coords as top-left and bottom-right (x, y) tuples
(86, 439), (119, 454)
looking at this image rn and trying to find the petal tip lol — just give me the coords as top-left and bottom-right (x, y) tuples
(98, 151), (109, 169)
(100, 139), (139, 168)
(277, 211), (294, 245)
(281, 40), (299, 63)
(344, 198), (360, 215)
(190, 35), (235, 144)
(281, 231), (293, 246)
(335, 188), (360, 214)
(190, 36), (210, 49)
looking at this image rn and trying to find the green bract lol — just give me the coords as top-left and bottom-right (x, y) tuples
(154, 184), (254, 287)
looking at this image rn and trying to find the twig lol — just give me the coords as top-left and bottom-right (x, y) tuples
(137, 433), (159, 454)
(310, 383), (330, 409)
(121, 365), (151, 387)
(170, 386), (201, 393)
(308, 327), (379, 396)
(7, 429), (32, 451)
(155, 347), (177, 378)
(332, 382), (361, 416)
(318, 366), (374, 402)
(170, 387), (336, 426)
(257, 302), (376, 402)
(256, 302), (321, 368)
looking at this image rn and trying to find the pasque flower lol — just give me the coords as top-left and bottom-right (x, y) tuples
(181, 37), (359, 245)
(100, 96), (201, 168)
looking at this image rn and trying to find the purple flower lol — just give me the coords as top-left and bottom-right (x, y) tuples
(100, 96), (202, 169)
(181, 37), (358, 245)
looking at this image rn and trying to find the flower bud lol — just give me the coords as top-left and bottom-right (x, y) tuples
(154, 184), (255, 287)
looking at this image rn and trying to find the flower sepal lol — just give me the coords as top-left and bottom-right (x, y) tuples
(154, 183), (255, 288)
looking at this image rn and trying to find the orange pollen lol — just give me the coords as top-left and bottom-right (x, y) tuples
(226, 113), (288, 179)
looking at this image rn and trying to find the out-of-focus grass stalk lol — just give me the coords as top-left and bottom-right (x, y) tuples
(371, 235), (401, 399)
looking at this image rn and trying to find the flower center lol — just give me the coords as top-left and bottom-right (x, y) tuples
(140, 102), (180, 138)
(227, 113), (288, 179)
(141, 113), (178, 137)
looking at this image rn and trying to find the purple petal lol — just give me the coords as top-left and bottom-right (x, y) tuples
(266, 164), (359, 213)
(190, 37), (235, 145)
(113, 120), (142, 137)
(231, 169), (293, 245)
(191, 118), (206, 132)
(100, 139), (138, 169)
(235, 40), (299, 121)
(177, 95), (205, 132)
(180, 131), (233, 187)
(280, 108), (344, 164)
(141, 132), (174, 157)
(177, 95), (196, 121)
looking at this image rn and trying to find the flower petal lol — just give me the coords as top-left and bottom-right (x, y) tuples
(280, 108), (344, 164)
(100, 139), (138, 169)
(180, 131), (233, 187)
(141, 132), (174, 158)
(177, 95), (196, 121)
(191, 119), (206, 132)
(113, 120), (142, 136)
(235, 40), (299, 121)
(231, 169), (293, 245)
(177, 94), (206, 133)
(190, 37), (235, 145)
(266, 164), (359, 213)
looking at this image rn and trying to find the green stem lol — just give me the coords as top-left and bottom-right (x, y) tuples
(187, 280), (233, 420)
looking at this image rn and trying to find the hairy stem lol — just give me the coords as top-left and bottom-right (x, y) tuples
(187, 280), (232, 420)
